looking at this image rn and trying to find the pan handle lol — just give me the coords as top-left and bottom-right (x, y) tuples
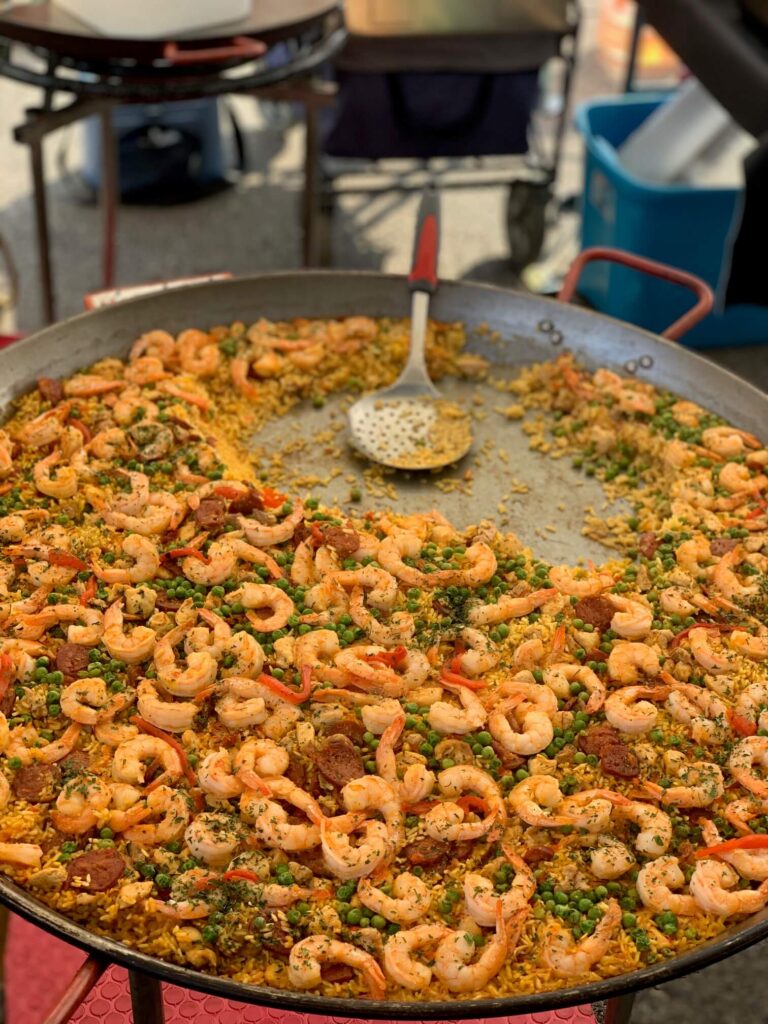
(558, 246), (715, 341)
(163, 36), (266, 66)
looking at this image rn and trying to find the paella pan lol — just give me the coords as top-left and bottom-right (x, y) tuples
(0, 270), (766, 1019)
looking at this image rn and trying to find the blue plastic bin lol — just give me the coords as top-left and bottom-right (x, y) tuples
(575, 93), (768, 347)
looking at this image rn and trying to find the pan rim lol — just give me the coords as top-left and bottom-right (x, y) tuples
(2, 270), (766, 1015)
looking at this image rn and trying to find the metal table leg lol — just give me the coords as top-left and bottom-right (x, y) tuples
(29, 136), (55, 324)
(129, 970), (165, 1024)
(99, 106), (118, 289)
(604, 991), (636, 1024)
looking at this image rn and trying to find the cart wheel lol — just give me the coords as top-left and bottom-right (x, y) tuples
(506, 180), (550, 271)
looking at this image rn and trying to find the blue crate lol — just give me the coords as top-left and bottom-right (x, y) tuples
(575, 93), (768, 347)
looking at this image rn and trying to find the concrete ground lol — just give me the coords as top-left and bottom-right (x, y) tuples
(0, 10), (767, 1024)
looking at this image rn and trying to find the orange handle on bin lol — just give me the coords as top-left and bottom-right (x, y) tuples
(558, 246), (715, 341)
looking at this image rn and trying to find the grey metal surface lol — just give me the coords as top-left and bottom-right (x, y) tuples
(0, 271), (767, 1018)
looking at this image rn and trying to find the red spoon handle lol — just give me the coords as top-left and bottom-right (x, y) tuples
(408, 187), (440, 294)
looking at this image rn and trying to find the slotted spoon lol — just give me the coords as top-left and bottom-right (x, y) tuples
(347, 188), (473, 470)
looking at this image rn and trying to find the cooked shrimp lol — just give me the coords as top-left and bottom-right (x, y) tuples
(377, 532), (431, 588)
(728, 736), (768, 799)
(614, 800), (672, 857)
(294, 629), (340, 678)
(690, 859), (768, 917)
(463, 853), (535, 927)
(428, 682), (487, 736)
(15, 404), (70, 448)
(687, 627), (734, 674)
(196, 748), (244, 799)
(234, 736), (289, 784)
(604, 684), (670, 735)
(712, 545), (759, 601)
(675, 536), (714, 577)
(509, 775), (573, 828)
(549, 566), (614, 597)
(342, 775), (404, 841)
(154, 629), (217, 698)
(735, 681), (768, 733)
(136, 678), (196, 734)
(215, 677), (268, 730)
(543, 663), (605, 713)
(184, 811), (241, 866)
(659, 587), (699, 616)
(425, 766), (505, 842)
(360, 698), (404, 735)
(93, 535), (160, 585)
(0, 843), (43, 868)
(588, 836), (635, 880)
(700, 819), (768, 880)
(730, 629), (768, 661)
(50, 776), (111, 834)
(288, 936), (386, 998)
(607, 594), (653, 639)
(607, 641), (660, 684)
(124, 786), (190, 845)
(111, 735), (182, 786)
(383, 924), (453, 991)
(176, 329), (220, 377)
(430, 542), (497, 587)
(102, 600), (156, 664)
(541, 899), (621, 977)
(665, 682), (729, 745)
(644, 760), (724, 808)
(34, 452), (77, 499)
(239, 501), (304, 547)
(719, 462), (767, 495)
(329, 566), (398, 610)
(559, 789), (629, 832)
(468, 588), (556, 627)
(348, 587), (415, 647)
(228, 582), (294, 633)
(488, 697), (553, 756)
(130, 329), (176, 365)
(319, 817), (390, 879)
(358, 872), (431, 926)
(454, 627), (500, 677)
(434, 903), (522, 993)
(702, 426), (761, 458)
(60, 678), (114, 726)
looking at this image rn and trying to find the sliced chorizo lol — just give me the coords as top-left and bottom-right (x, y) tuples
(321, 527), (360, 558)
(65, 849), (126, 892)
(321, 715), (366, 745)
(313, 735), (365, 788)
(402, 837), (450, 867)
(710, 538), (739, 556)
(600, 742), (640, 778)
(12, 764), (58, 803)
(228, 489), (265, 516)
(523, 845), (556, 865)
(637, 532), (660, 559)
(193, 497), (227, 531)
(572, 596), (614, 633)
(37, 377), (63, 404)
(578, 725), (622, 757)
(55, 643), (91, 677)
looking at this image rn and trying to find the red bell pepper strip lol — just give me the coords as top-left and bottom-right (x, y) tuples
(213, 484), (247, 500)
(456, 795), (489, 817)
(365, 646), (407, 668)
(260, 486), (287, 509)
(49, 550), (88, 571)
(695, 834), (768, 858)
(79, 575), (97, 607)
(729, 710), (757, 737)
(67, 418), (92, 443)
(258, 664), (313, 705)
(670, 622), (735, 649)
(130, 715), (198, 789)
(165, 547), (210, 564)
(0, 654), (14, 703)
(439, 666), (486, 690)
(221, 868), (261, 884)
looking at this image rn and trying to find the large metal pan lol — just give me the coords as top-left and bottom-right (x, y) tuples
(1, 269), (767, 1020)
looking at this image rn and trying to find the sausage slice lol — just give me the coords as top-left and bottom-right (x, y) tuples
(313, 735), (365, 788)
(55, 643), (91, 677)
(65, 849), (126, 892)
(572, 597), (614, 633)
(12, 764), (58, 803)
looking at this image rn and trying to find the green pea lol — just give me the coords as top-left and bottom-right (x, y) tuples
(155, 873), (172, 889)
(201, 925), (218, 944)
(475, 731), (492, 746)
(371, 914), (387, 930)
(346, 908), (362, 925)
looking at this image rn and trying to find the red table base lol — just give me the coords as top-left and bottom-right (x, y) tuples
(6, 914), (596, 1024)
